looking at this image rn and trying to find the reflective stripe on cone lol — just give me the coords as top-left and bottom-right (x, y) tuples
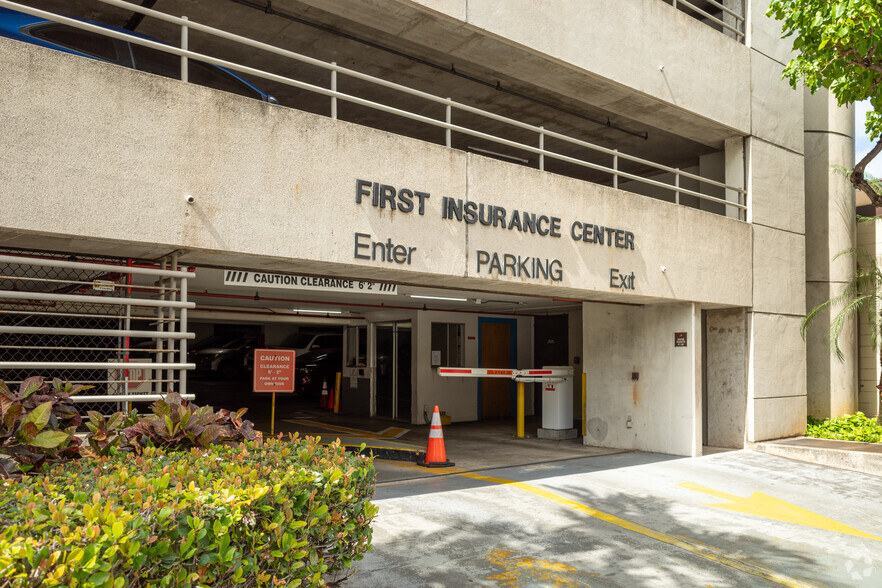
(417, 405), (454, 467)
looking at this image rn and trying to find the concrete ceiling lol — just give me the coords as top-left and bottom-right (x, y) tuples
(18, 0), (738, 185)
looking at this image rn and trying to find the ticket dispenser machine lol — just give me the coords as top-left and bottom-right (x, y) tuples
(537, 365), (578, 440)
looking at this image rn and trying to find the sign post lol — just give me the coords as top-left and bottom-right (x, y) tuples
(253, 349), (296, 436)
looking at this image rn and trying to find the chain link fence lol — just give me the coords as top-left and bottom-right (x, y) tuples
(0, 247), (194, 415)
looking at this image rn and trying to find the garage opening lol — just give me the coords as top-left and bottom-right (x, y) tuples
(1, 249), (589, 437)
(180, 265), (587, 433)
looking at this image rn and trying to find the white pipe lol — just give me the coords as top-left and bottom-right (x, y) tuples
(0, 362), (194, 369)
(0, 290), (195, 309)
(0, 326), (195, 339)
(0, 254), (191, 278)
(72, 394), (195, 402)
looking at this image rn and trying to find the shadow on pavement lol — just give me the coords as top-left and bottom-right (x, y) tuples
(354, 483), (831, 587)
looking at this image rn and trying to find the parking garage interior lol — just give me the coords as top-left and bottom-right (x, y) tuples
(182, 264), (583, 427)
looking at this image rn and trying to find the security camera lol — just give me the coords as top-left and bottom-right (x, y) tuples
(660, 265), (667, 272)
(185, 194), (195, 204)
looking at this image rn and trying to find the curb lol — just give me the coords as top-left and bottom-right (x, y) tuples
(337, 443), (422, 462)
(753, 438), (882, 478)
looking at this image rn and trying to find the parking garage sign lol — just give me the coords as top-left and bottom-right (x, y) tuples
(253, 349), (295, 393)
(224, 270), (397, 295)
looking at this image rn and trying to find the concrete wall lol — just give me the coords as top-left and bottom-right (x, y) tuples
(568, 308), (583, 419)
(705, 309), (748, 448)
(0, 38), (752, 308)
(299, 0), (751, 145)
(742, 1), (809, 441)
(584, 302), (701, 456)
(857, 220), (881, 417)
(803, 88), (857, 420)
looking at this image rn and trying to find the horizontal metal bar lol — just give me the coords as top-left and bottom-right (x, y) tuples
(0, 290), (194, 309)
(0, 362), (194, 369)
(0, 275), (179, 292)
(677, 0), (744, 37)
(0, 345), (175, 352)
(707, 0), (746, 22)
(71, 394), (195, 403)
(3, 379), (179, 385)
(0, 253), (191, 279)
(0, 326), (194, 339)
(84, 0), (746, 194)
(0, 309), (175, 321)
(702, 0), (743, 21)
(0, 0), (747, 209)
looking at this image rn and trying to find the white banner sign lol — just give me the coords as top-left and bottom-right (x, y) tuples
(223, 270), (397, 295)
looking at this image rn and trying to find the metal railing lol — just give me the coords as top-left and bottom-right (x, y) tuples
(669, 0), (745, 40)
(0, 251), (195, 412)
(1, 0), (748, 219)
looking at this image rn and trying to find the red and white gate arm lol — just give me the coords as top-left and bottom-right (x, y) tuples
(436, 366), (574, 439)
(436, 366), (573, 382)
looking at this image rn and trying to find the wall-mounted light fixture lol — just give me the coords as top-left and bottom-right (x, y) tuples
(409, 294), (468, 302)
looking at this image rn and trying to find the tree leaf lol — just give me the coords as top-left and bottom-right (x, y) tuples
(19, 376), (44, 399)
(30, 430), (71, 449)
(22, 402), (53, 431)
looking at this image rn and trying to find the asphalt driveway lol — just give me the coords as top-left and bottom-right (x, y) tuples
(349, 450), (882, 587)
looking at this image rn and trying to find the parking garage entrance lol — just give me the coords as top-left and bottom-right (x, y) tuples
(155, 263), (586, 430)
(0, 249), (592, 434)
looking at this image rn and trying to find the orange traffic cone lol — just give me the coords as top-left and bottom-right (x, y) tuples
(417, 405), (455, 467)
(319, 380), (329, 409)
(325, 386), (335, 410)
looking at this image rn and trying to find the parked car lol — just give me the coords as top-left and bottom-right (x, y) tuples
(0, 7), (279, 103)
(277, 332), (342, 357)
(188, 333), (258, 379)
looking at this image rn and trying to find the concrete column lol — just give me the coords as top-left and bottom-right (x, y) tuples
(744, 25), (808, 441)
(725, 136), (745, 219)
(583, 302), (701, 456)
(857, 220), (882, 416)
(705, 308), (748, 448)
(804, 88), (857, 419)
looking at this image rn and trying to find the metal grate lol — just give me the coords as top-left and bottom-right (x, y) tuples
(0, 248), (194, 414)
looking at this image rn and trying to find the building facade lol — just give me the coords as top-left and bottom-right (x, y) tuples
(0, 0), (862, 456)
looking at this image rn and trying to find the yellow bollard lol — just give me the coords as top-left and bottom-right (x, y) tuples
(334, 371), (342, 413)
(516, 381), (525, 438)
(581, 372), (587, 438)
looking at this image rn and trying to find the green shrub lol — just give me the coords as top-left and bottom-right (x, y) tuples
(0, 436), (377, 587)
(121, 393), (259, 451)
(0, 377), (92, 476)
(806, 412), (882, 443)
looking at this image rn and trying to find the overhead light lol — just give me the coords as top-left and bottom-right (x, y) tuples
(292, 308), (343, 314)
(408, 295), (468, 302)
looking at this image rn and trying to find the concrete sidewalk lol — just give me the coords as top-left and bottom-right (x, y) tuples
(254, 406), (626, 483)
(754, 436), (882, 477)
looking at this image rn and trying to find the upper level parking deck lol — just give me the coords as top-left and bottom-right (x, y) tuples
(2, 0), (756, 219)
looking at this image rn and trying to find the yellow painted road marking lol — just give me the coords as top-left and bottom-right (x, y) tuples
(679, 482), (882, 541)
(486, 548), (597, 587)
(461, 473), (815, 587)
(378, 459), (818, 586)
(285, 419), (408, 439)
